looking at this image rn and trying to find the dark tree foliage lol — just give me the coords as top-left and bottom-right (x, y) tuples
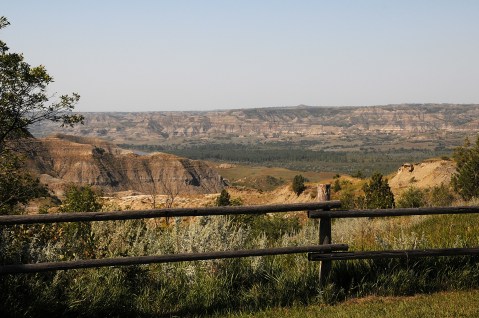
(0, 151), (47, 215)
(451, 136), (479, 200)
(362, 172), (395, 209)
(216, 189), (231, 206)
(292, 174), (306, 196)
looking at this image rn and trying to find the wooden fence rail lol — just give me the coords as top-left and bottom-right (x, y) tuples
(309, 247), (479, 261)
(308, 206), (479, 219)
(0, 201), (341, 225)
(0, 244), (348, 274)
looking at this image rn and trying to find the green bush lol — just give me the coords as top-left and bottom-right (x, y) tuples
(332, 179), (341, 192)
(427, 184), (455, 207)
(396, 187), (425, 208)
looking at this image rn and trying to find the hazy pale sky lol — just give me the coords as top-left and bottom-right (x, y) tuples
(3, 1), (479, 112)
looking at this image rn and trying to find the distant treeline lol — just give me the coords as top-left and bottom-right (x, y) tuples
(119, 142), (452, 176)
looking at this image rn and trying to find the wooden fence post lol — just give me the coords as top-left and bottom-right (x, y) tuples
(318, 184), (331, 286)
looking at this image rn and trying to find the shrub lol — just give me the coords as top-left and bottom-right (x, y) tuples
(427, 183), (455, 207)
(352, 170), (365, 179)
(339, 187), (356, 210)
(332, 179), (341, 192)
(59, 184), (103, 213)
(396, 187), (425, 208)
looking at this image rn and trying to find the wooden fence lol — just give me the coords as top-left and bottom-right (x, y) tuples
(0, 201), (346, 274)
(1, 200), (479, 282)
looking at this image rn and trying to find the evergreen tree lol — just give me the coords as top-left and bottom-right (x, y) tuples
(292, 174), (306, 196)
(362, 172), (395, 209)
(216, 189), (231, 206)
(451, 136), (479, 200)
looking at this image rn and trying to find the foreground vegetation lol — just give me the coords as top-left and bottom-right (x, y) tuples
(2, 198), (479, 316)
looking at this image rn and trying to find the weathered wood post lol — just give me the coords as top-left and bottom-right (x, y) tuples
(318, 183), (331, 286)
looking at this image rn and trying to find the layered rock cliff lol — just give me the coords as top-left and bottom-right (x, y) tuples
(23, 135), (225, 196)
(30, 104), (479, 143)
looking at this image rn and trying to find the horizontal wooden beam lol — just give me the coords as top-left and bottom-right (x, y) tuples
(0, 244), (348, 274)
(308, 206), (479, 219)
(0, 201), (341, 225)
(308, 247), (479, 261)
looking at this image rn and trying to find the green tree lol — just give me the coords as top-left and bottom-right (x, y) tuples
(216, 189), (231, 206)
(451, 136), (479, 200)
(292, 174), (306, 196)
(0, 17), (83, 152)
(362, 172), (395, 209)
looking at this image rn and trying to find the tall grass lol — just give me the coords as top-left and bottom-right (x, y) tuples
(2, 205), (479, 317)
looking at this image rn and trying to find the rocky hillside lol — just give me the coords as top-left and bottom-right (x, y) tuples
(30, 104), (479, 143)
(389, 159), (456, 194)
(23, 135), (225, 196)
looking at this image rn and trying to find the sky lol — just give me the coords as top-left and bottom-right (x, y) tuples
(2, 1), (479, 112)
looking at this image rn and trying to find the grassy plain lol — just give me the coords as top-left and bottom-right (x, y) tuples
(215, 163), (336, 191)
